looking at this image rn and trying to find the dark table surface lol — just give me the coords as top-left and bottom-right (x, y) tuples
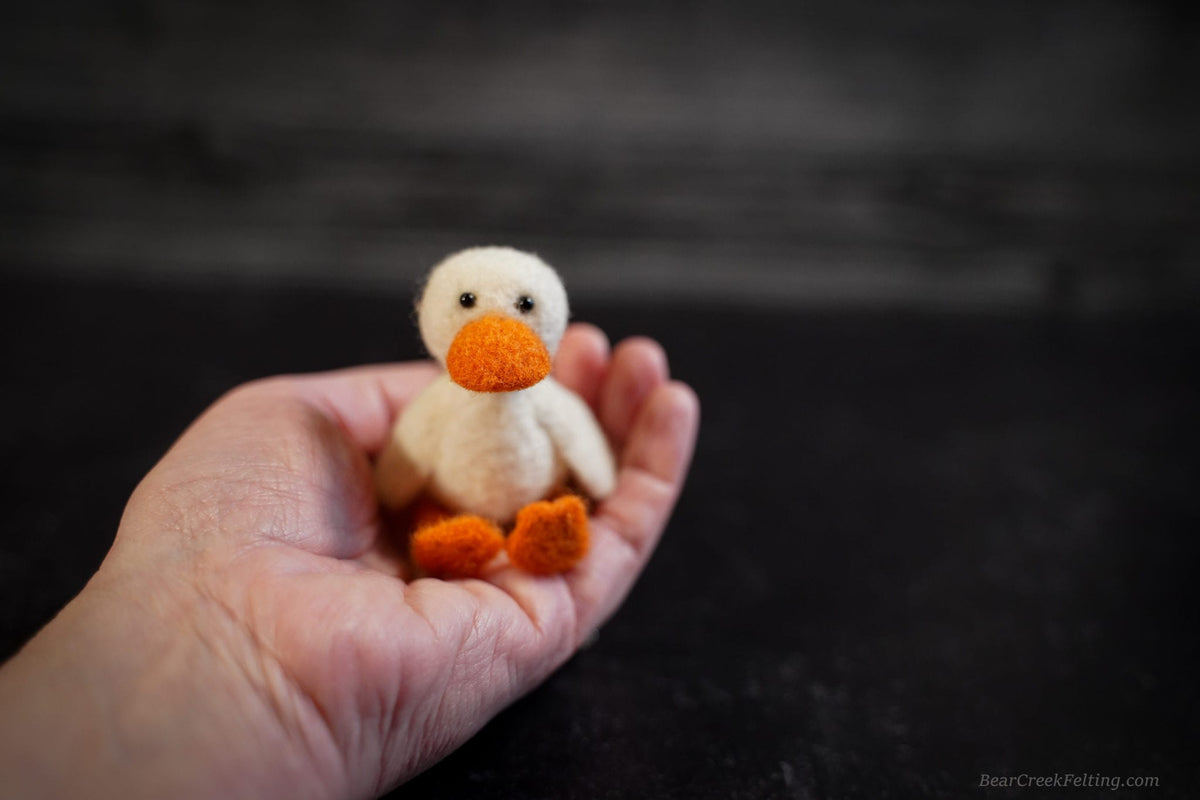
(2, 276), (1197, 798)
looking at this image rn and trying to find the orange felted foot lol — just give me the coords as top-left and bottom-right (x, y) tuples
(506, 495), (590, 575)
(411, 515), (504, 578)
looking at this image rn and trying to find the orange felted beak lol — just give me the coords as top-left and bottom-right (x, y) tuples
(446, 315), (552, 392)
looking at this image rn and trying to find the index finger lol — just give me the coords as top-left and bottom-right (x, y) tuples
(553, 323), (610, 409)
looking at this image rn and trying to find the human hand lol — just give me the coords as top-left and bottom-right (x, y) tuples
(0, 324), (699, 799)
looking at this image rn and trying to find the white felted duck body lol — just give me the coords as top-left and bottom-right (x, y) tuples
(375, 247), (616, 576)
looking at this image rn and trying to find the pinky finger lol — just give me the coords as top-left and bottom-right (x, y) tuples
(567, 381), (700, 638)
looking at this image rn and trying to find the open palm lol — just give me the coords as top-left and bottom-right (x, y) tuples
(99, 323), (698, 798)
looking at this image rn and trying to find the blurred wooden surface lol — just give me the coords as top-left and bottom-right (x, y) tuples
(2, 0), (1199, 308)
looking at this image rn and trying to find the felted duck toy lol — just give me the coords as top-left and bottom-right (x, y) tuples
(375, 247), (616, 577)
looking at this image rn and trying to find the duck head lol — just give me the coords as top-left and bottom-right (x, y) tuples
(418, 247), (570, 393)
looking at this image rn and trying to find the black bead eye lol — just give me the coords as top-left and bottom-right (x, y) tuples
(459, 292), (476, 309)
(516, 295), (535, 314)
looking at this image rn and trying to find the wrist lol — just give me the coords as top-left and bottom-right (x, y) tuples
(0, 562), (343, 799)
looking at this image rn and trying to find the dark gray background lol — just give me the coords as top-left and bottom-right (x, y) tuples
(3, 0), (1198, 308)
